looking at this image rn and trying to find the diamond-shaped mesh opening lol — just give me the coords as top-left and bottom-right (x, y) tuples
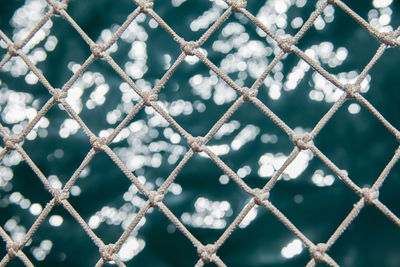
(63, 59), (129, 135)
(205, 101), (293, 185)
(156, 62), (239, 136)
(38, 15), (91, 87)
(254, 53), (343, 130)
(169, 155), (249, 236)
(296, 6), (380, 74)
(200, 11), (276, 86)
(19, 105), (90, 184)
(40, 205), (101, 266)
(27, 205), (96, 265)
(104, 11), (182, 87)
(314, 99), (398, 186)
(270, 154), (359, 241)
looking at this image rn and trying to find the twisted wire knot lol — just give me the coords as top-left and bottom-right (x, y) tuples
(361, 187), (379, 205)
(344, 83), (360, 99)
(377, 31), (397, 47)
(6, 241), (21, 258)
(7, 43), (19, 57)
(52, 88), (67, 103)
(231, 0), (247, 11)
(137, 0), (154, 11)
(310, 243), (328, 263)
(278, 37), (295, 53)
(148, 190), (164, 207)
(292, 133), (313, 150)
(327, 0), (337, 5)
(188, 136), (204, 152)
(100, 243), (116, 262)
(50, 0), (68, 14)
(181, 41), (197, 56)
(142, 91), (157, 106)
(90, 137), (107, 152)
(54, 189), (69, 204)
(242, 87), (258, 102)
(197, 244), (216, 263)
(90, 43), (106, 58)
(3, 135), (19, 150)
(252, 188), (269, 206)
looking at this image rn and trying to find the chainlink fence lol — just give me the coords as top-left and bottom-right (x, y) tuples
(0, 0), (400, 266)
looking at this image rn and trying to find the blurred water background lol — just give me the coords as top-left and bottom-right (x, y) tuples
(1, 0), (400, 266)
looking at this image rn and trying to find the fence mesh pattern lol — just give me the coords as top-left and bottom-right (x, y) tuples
(1, 0), (400, 266)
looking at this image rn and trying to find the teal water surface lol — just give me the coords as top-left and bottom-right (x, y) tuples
(1, 0), (400, 266)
